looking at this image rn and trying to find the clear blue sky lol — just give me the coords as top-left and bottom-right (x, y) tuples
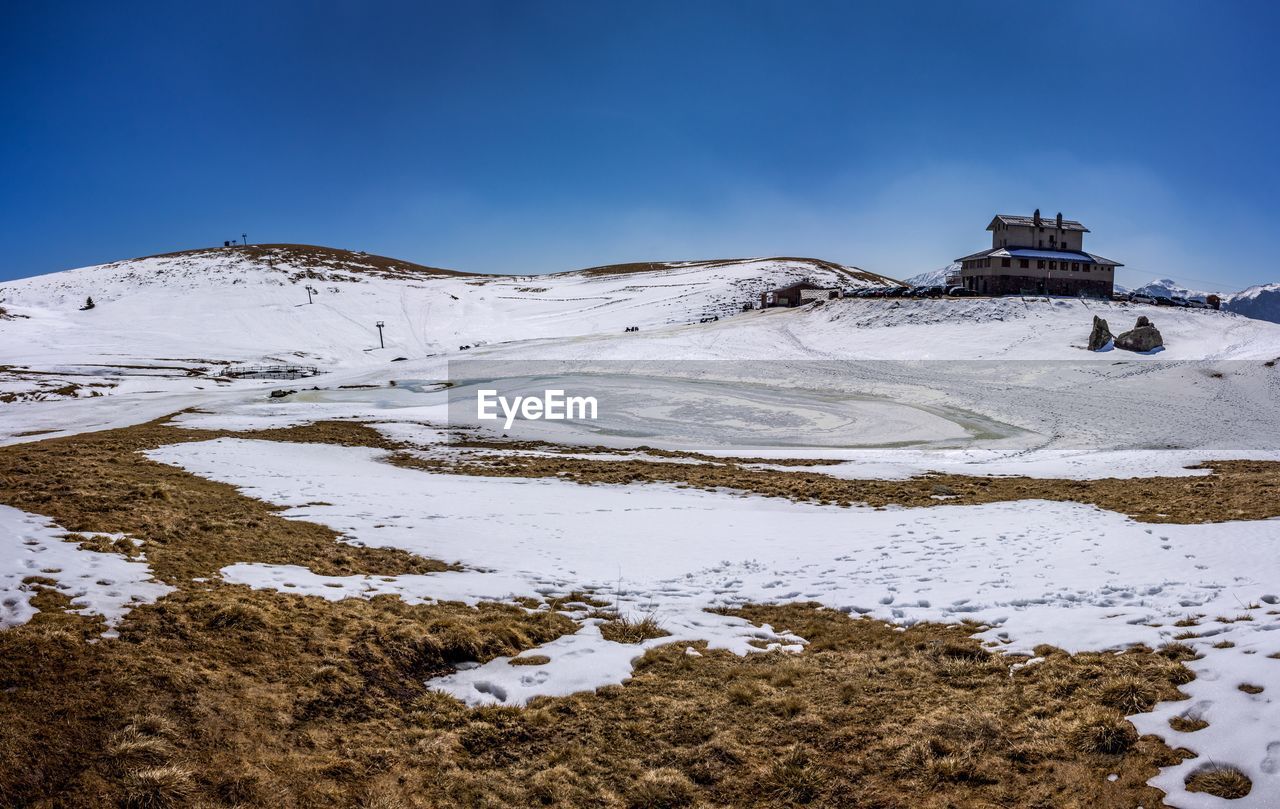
(3, 1), (1278, 290)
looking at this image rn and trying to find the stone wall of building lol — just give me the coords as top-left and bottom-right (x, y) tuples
(962, 273), (1112, 297)
(991, 223), (1084, 251)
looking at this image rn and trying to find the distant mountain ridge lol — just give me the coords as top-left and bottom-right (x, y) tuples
(898, 268), (1280, 325)
(1223, 283), (1280, 324)
(1130, 278), (1216, 302)
(1129, 277), (1280, 324)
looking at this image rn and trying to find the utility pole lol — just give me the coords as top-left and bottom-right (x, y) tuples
(305, 285), (316, 305)
(241, 233), (248, 246)
(376, 321), (385, 349)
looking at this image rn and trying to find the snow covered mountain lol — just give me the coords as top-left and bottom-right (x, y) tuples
(1129, 278), (1218, 301)
(1125, 276), (1280, 323)
(902, 263), (958, 287)
(1224, 282), (1280, 323)
(0, 245), (896, 370)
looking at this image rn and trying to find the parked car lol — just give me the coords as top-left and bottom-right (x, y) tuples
(947, 286), (979, 297)
(885, 286), (909, 298)
(1129, 293), (1157, 305)
(1153, 295), (1176, 306)
(1187, 298), (1210, 309)
(924, 285), (946, 298)
(1169, 296), (1190, 307)
(1111, 292), (1130, 302)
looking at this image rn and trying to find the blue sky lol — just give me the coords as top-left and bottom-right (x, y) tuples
(2, 1), (1278, 289)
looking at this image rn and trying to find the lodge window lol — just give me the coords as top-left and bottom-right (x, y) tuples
(1037, 260), (1045, 269)
(1049, 261), (1057, 270)
(1019, 259), (1029, 268)
(1072, 262), (1079, 271)
(1001, 258), (1011, 268)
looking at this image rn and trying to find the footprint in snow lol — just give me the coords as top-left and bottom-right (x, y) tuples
(1262, 742), (1280, 774)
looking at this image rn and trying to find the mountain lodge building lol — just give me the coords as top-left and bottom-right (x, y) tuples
(955, 211), (1121, 296)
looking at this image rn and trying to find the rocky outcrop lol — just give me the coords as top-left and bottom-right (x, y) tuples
(1087, 315), (1113, 351)
(1114, 316), (1164, 352)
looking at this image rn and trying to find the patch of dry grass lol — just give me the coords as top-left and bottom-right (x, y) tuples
(1185, 764), (1252, 799)
(1169, 714), (1209, 733)
(0, 420), (1207, 807)
(0, 417), (445, 583)
(598, 612), (669, 644)
(395, 447), (1280, 525)
(0, 596), (1199, 807)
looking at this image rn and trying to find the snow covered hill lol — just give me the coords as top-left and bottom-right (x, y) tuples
(1126, 276), (1280, 323)
(0, 245), (894, 370)
(902, 262), (957, 287)
(1224, 282), (1280, 323)
(1130, 278), (1218, 302)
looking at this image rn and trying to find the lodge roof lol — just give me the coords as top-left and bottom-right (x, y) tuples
(988, 214), (1089, 232)
(954, 246), (1123, 267)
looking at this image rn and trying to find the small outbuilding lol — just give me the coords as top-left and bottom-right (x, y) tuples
(761, 281), (841, 308)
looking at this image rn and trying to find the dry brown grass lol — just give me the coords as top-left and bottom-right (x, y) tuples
(397, 448), (1280, 525)
(0, 419), (1210, 806)
(598, 612), (670, 644)
(138, 243), (472, 279)
(1169, 714), (1209, 733)
(0, 417), (443, 582)
(0, 592), (1197, 808)
(1185, 764), (1253, 799)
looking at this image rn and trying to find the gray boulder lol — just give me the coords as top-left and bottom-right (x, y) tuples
(1114, 317), (1164, 352)
(1087, 315), (1113, 351)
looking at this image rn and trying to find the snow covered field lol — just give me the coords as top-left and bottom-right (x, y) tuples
(0, 505), (171, 633)
(3, 246), (1280, 806)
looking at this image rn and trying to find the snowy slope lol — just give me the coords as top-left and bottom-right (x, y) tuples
(488, 294), (1280, 362)
(0, 245), (893, 370)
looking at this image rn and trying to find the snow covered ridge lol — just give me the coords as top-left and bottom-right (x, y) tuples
(1127, 277), (1280, 325)
(902, 262), (958, 287)
(1225, 283), (1280, 324)
(0, 247), (895, 373)
(0, 505), (173, 633)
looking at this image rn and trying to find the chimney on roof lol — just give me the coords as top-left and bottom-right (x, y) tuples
(1033, 209), (1041, 227)
(1056, 212), (1063, 229)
